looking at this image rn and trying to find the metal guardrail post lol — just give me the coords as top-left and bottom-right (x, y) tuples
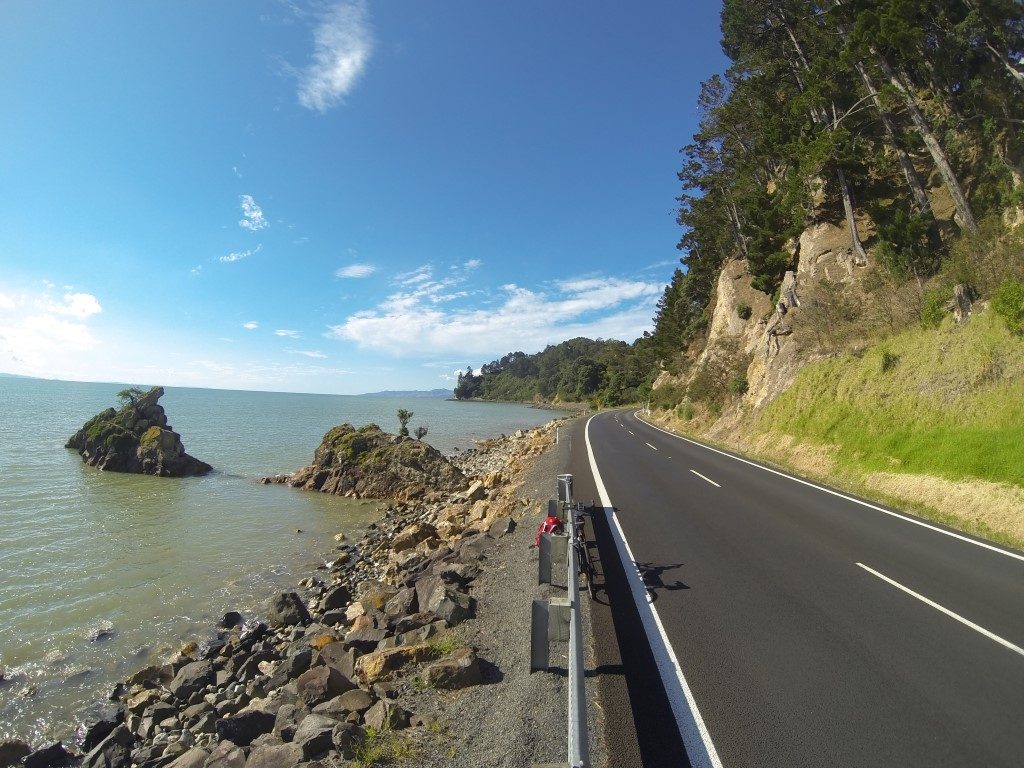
(562, 474), (589, 768)
(531, 473), (590, 768)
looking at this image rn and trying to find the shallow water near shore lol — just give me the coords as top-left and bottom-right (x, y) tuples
(0, 377), (562, 746)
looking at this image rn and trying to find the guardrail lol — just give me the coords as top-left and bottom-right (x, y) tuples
(531, 473), (591, 768)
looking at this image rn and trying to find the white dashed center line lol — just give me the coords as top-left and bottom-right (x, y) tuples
(689, 470), (720, 488)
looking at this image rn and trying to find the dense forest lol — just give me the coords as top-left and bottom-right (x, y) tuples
(652, 0), (1024, 368)
(457, 0), (1024, 406)
(453, 338), (658, 406)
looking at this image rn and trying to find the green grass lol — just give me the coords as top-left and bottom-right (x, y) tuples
(353, 726), (417, 767)
(760, 310), (1024, 486)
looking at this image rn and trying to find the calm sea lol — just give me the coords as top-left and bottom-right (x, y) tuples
(0, 377), (561, 745)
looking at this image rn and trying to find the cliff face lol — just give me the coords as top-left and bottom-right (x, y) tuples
(66, 387), (212, 477)
(656, 215), (872, 436)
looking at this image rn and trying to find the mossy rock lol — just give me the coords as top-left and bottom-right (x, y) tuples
(66, 386), (211, 477)
(286, 423), (465, 500)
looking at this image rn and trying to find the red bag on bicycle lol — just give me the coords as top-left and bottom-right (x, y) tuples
(535, 515), (564, 547)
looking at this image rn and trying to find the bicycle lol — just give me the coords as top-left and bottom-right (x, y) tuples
(571, 501), (595, 600)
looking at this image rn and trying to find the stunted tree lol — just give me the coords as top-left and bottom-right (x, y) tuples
(116, 387), (146, 407)
(396, 409), (413, 437)
(414, 425), (428, 440)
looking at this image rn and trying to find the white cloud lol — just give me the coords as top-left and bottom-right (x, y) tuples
(220, 244), (262, 263)
(239, 195), (268, 231)
(335, 264), (376, 278)
(37, 292), (102, 318)
(298, 1), (373, 113)
(0, 287), (104, 371)
(243, 321), (259, 330)
(396, 265), (432, 285)
(287, 349), (328, 359)
(275, 329), (301, 338)
(326, 275), (663, 357)
(463, 259), (481, 270)
(190, 265), (203, 276)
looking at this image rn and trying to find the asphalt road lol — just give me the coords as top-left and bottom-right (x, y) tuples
(568, 410), (1024, 768)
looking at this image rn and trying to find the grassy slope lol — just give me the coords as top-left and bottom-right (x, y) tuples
(759, 309), (1024, 487)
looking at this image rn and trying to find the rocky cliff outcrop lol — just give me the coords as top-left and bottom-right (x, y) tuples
(66, 387), (211, 477)
(267, 424), (466, 501)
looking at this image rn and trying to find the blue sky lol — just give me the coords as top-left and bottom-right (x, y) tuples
(0, 1), (726, 394)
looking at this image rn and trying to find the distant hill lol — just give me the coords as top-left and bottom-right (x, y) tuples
(359, 388), (452, 399)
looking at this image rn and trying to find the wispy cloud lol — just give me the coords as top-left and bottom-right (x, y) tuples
(335, 263), (376, 278)
(190, 265), (203, 276)
(326, 275), (663, 357)
(220, 244), (263, 263)
(275, 329), (301, 338)
(243, 321), (259, 330)
(287, 349), (328, 359)
(298, 1), (373, 112)
(239, 195), (269, 231)
(37, 291), (102, 318)
(463, 259), (481, 270)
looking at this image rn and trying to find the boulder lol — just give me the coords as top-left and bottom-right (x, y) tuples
(266, 592), (310, 627)
(415, 576), (474, 626)
(319, 583), (351, 613)
(291, 714), (336, 759)
(465, 480), (486, 501)
(331, 723), (362, 759)
(383, 587), (417, 620)
(281, 424), (466, 500)
(23, 742), (76, 767)
(295, 665), (353, 707)
(65, 387), (211, 477)
(168, 659), (215, 700)
(487, 517), (516, 539)
(81, 724), (133, 768)
(423, 647), (483, 690)
(81, 708), (125, 752)
(343, 627), (388, 653)
(215, 709), (276, 747)
(313, 688), (374, 718)
(203, 740), (245, 768)
(243, 743), (303, 768)
(354, 644), (435, 686)
(164, 748), (210, 768)
(0, 740), (31, 767)
(363, 700), (410, 731)
(272, 704), (304, 742)
(316, 642), (356, 680)
(390, 522), (437, 553)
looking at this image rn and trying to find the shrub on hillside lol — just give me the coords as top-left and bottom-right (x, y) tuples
(921, 289), (947, 329)
(737, 304), (752, 320)
(992, 278), (1024, 335)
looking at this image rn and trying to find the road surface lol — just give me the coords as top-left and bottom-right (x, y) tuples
(568, 410), (1024, 767)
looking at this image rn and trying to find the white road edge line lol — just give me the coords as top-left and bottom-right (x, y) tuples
(646, 442), (659, 451)
(586, 415), (723, 768)
(633, 412), (1024, 564)
(689, 470), (720, 488)
(856, 563), (1024, 657)
(628, 430), (635, 436)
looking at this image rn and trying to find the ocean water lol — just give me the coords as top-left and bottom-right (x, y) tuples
(0, 377), (561, 745)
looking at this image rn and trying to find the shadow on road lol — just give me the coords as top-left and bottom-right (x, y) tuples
(586, 503), (692, 767)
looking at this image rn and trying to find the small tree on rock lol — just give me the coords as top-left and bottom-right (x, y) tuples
(414, 425), (428, 440)
(116, 387), (146, 408)
(397, 409), (414, 437)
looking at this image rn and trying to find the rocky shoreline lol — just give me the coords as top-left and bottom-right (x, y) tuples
(3, 419), (572, 768)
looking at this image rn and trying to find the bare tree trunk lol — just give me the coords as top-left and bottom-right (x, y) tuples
(837, 167), (868, 266)
(773, 10), (870, 261)
(875, 55), (979, 233)
(984, 40), (1024, 87)
(855, 61), (933, 215)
